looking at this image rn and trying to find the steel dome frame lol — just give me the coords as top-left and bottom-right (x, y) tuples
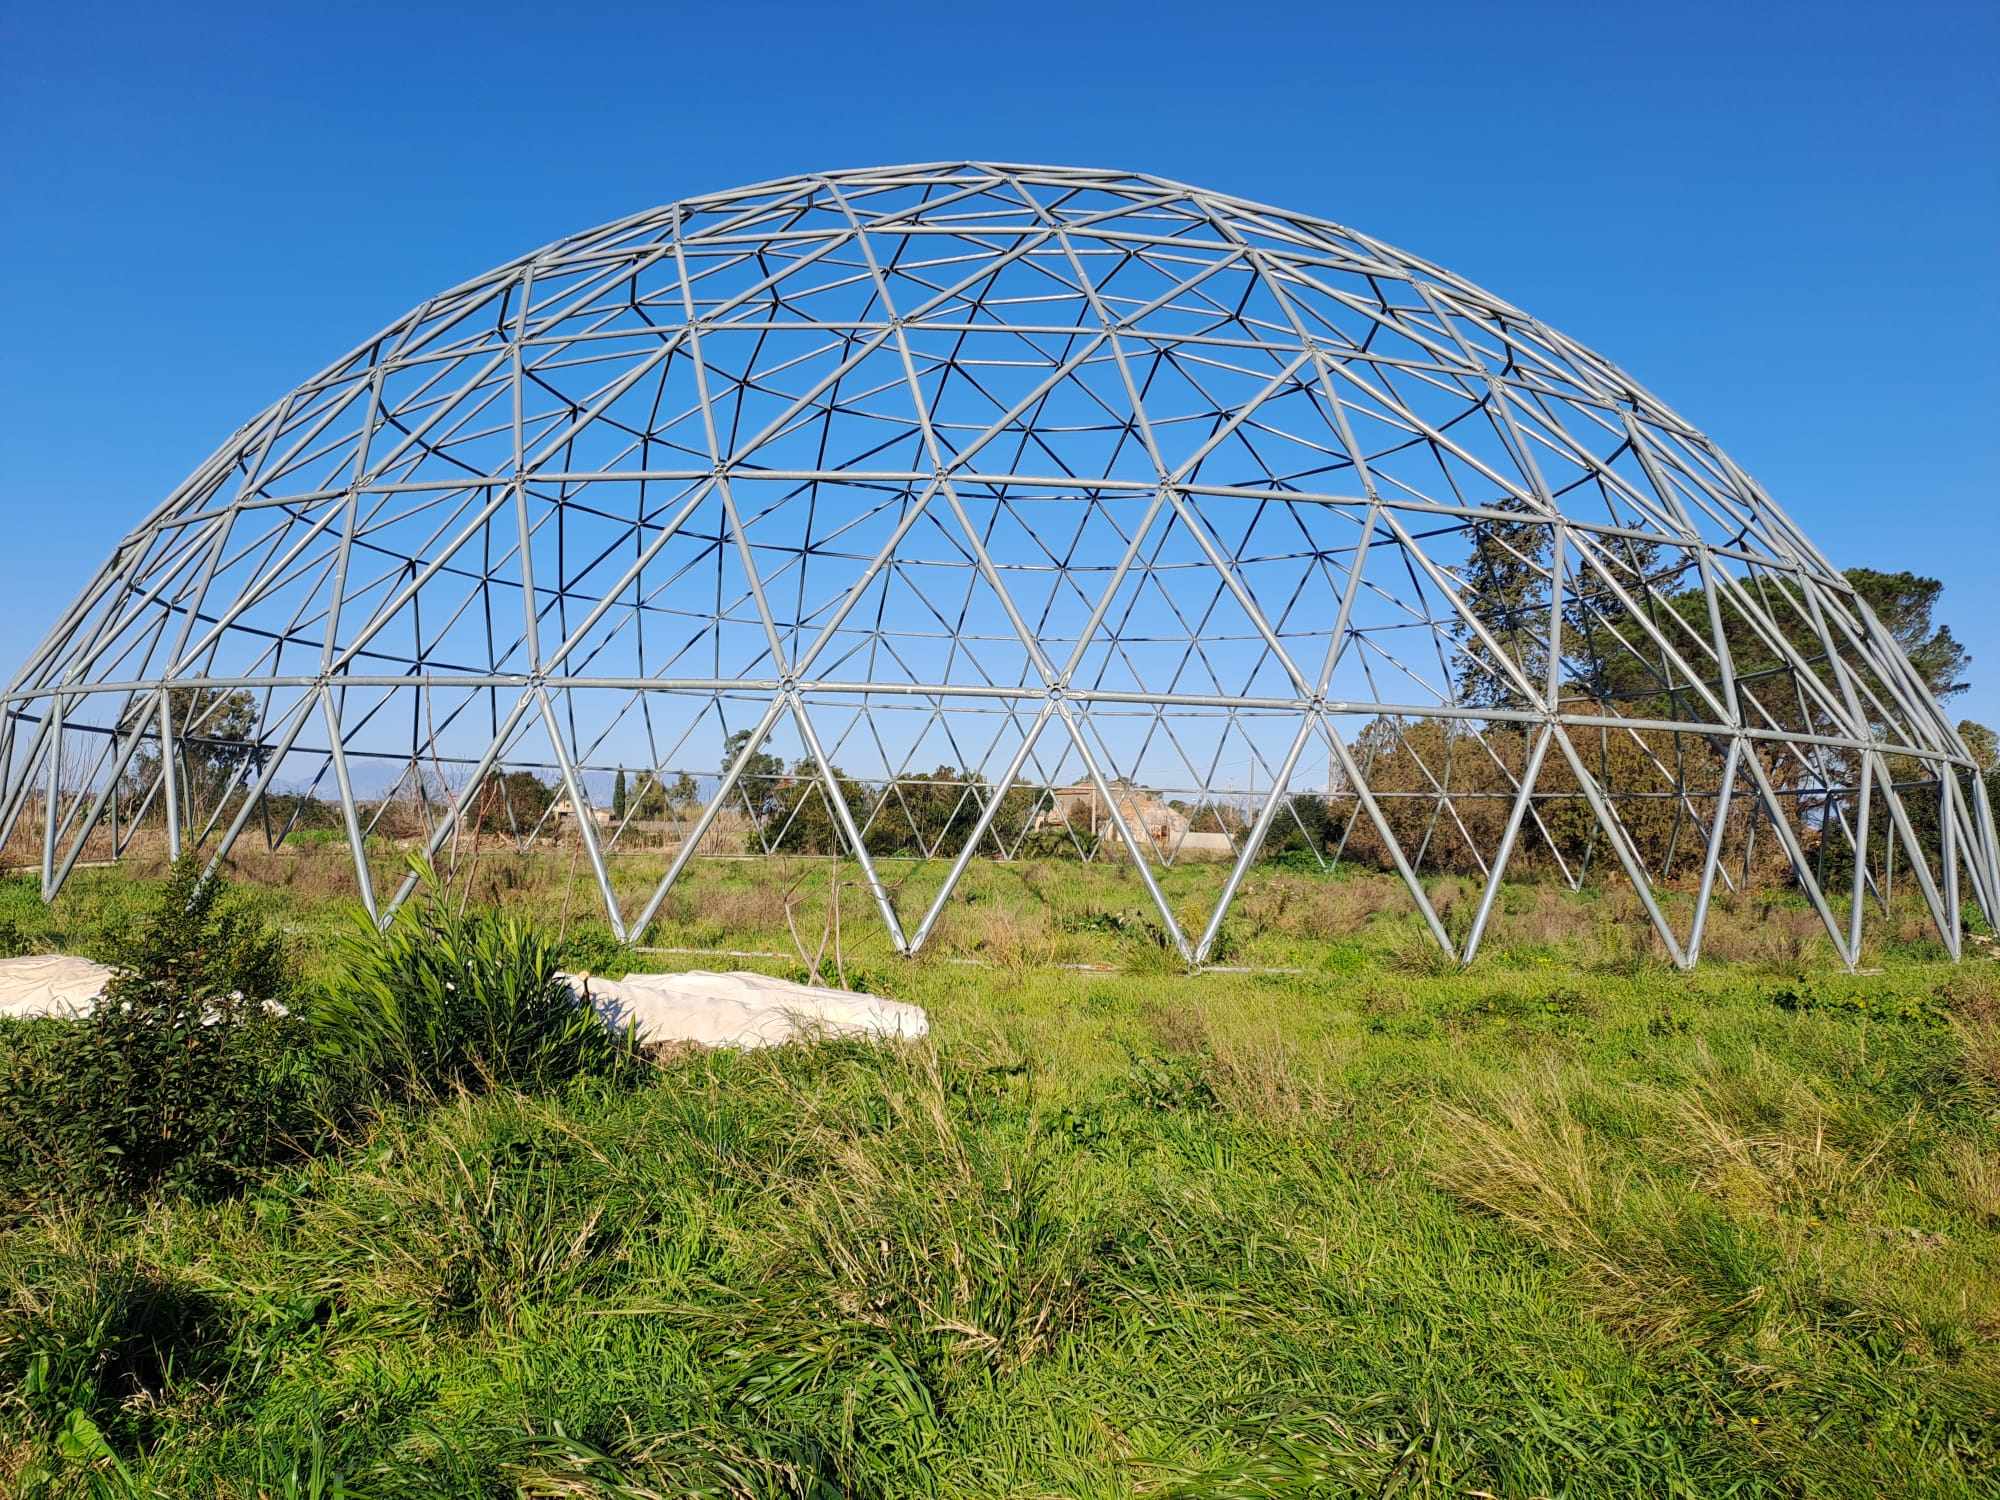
(4, 163), (1994, 967)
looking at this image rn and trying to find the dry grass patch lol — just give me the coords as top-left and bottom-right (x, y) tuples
(1136, 1001), (1338, 1128)
(1661, 1044), (1918, 1221)
(1431, 1044), (2000, 1411)
(1697, 895), (1834, 969)
(1226, 871), (1406, 940)
(1429, 1065), (1694, 1340)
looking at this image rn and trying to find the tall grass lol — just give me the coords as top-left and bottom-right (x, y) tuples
(311, 862), (635, 1102)
(0, 853), (1994, 1495)
(1430, 1044), (2000, 1494)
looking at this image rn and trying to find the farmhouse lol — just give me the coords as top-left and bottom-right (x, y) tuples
(1038, 779), (1235, 859)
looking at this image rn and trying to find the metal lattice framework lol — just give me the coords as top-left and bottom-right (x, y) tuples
(5, 163), (1994, 966)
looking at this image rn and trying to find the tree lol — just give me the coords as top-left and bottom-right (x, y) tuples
(1544, 564), (1970, 762)
(612, 768), (628, 819)
(862, 766), (1039, 858)
(0, 858), (316, 1205)
(1845, 569), (1970, 701)
(622, 770), (699, 820)
(1259, 792), (1343, 862)
(1455, 502), (1551, 709)
(628, 775), (664, 819)
(1560, 534), (1669, 708)
(721, 727), (787, 821)
(1961, 719), (1998, 774)
(752, 758), (868, 854)
(473, 770), (555, 834)
(119, 686), (266, 819)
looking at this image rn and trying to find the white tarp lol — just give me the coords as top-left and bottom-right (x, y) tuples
(0, 957), (284, 1022)
(0, 954), (923, 1048)
(563, 968), (927, 1050)
(0, 955), (116, 1020)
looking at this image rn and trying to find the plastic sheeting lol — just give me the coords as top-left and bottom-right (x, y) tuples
(0, 954), (923, 1051)
(563, 969), (927, 1050)
(0, 955), (116, 1020)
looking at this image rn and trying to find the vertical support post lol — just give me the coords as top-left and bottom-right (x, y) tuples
(40, 695), (63, 897)
(1941, 768), (1960, 957)
(1847, 753), (1872, 964)
(159, 690), (181, 861)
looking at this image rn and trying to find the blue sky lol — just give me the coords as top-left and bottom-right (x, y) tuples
(4, 0), (1995, 726)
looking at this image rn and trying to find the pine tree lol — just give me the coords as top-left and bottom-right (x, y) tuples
(1455, 501), (1551, 710)
(1562, 531), (1667, 708)
(612, 767), (627, 819)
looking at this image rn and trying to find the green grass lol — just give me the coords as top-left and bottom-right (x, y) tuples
(1, 852), (1996, 1496)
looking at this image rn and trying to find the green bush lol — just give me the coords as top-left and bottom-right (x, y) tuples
(0, 857), (325, 1208)
(103, 853), (293, 1006)
(314, 861), (635, 1102)
(551, 925), (626, 977)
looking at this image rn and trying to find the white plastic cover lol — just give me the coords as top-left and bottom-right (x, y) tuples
(0, 955), (117, 1019)
(0, 955), (922, 1050)
(563, 968), (927, 1050)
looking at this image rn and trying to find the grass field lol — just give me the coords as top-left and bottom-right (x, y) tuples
(1, 847), (1996, 1497)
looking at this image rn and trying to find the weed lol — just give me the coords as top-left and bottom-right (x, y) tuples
(1769, 984), (1946, 1025)
(0, 1234), (233, 1456)
(1385, 926), (1459, 976)
(1120, 1050), (1221, 1114)
(313, 859), (636, 1103)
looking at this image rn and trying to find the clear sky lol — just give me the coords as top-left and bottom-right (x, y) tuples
(4, 0), (1995, 726)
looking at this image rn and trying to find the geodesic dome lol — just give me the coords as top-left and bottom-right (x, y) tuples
(5, 163), (1993, 966)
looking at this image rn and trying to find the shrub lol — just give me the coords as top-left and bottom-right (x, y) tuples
(1120, 1049), (1221, 1113)
(104, 852), (293, 1005)
(552, 925), (626, 976)
(0, 857), (324, 1208)
(314, 860), (635, 1101)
